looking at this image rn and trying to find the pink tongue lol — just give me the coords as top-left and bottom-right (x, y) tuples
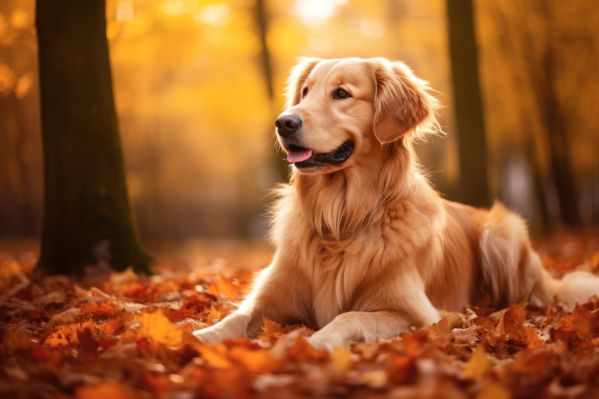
(287, 149), (313, 163)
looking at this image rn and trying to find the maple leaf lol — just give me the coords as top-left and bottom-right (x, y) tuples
(208, 276), (239, 300)
(135, 310), (183, 347)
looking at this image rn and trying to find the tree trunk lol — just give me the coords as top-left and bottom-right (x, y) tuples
(446, 0), (491, 207)
(36, 0), (150, 275)
(540, 35), (582, 228)
(254, 0), (288, 180)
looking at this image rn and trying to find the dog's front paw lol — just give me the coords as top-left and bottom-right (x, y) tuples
(193, 324), (229, 344)
(193, 312), (250, 343)
(308, 331), (348, 351)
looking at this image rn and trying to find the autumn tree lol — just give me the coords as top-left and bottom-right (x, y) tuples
(254, 0), (288, 180)
(36, 0), (150, 274)
(446, 0), (490, 207)
(491, 2), (583, 228)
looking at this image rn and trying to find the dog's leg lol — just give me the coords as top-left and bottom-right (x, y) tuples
(194, 258), (309, 343)
(309, 281), (440, 350)
(307, 311), (410, 350)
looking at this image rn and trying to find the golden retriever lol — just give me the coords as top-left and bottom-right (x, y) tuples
(194, 57), (599, 349)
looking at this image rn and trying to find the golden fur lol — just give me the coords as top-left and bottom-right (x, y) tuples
(194, 57), (599, 349)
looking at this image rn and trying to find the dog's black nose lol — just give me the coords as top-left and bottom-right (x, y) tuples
(275, 114), (302, 138)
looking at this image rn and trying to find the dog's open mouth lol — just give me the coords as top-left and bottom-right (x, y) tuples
(285, 140), (355, 169)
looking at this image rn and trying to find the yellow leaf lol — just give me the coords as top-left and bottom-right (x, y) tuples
(357, 369), (388, 389)
(136, 310), (182, 346)
(478, 382), (510, 399)
(330, 346), (352, 372)
(464, 346), (489, 380)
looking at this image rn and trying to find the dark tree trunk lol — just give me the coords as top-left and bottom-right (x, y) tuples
(526, 137), (551, 232)
(254, 0), (288, 180)
(446, 0), (491, 207)
(255, 0), (274, 100)
(36, 0), (150, 275)
(541, 50), (582, 228)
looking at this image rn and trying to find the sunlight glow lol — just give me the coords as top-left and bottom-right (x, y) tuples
(161, 0), (186, 17)
(194, 4), (231, 26)
(116, 0), (134, 22)
(293, 0), (347, 26)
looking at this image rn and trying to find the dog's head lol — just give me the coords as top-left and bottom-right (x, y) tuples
(275, 57), (438, 174)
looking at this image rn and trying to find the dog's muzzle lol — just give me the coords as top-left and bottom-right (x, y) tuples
(287, 140), (355, 169)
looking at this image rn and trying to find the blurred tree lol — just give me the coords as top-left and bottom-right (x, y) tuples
(490, 1), (583, 228)
(0, 0), (42, 238)
(254, 0), (287, 180)
(446, 0), (490, 207)
(525, 4), (582, 228)
(36, 0), (150, 274)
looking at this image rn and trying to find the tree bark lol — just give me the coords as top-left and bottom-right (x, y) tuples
(539, 12), (582, 228)
(446, 0), (491, 207)
(254, 0), (288, 180)
(36, 0), (150, 275)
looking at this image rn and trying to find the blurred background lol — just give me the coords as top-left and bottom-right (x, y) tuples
(1, 0), (598, 243)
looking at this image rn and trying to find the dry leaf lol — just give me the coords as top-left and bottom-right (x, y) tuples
(477, 382), (510, 399)
(136, 310), (182, 346)
(76, 380), (136, 399)
(464, 346), (489, 380)
(330, 346), (352, 372)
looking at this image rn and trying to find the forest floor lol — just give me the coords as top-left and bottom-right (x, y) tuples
(0, 230), (598, 399)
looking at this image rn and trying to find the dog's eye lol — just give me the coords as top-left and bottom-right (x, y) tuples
(332, 87), (351, 100)
(301, 87), (308, 98)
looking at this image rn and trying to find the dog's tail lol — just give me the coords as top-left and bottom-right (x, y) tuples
(479, 203), (599, 308)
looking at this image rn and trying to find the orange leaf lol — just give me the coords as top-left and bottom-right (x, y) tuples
(208, 276), (238, 300)
(464, 346), (489, 380)
(497, 304), (527, 343)
(196, 343), (233, 369)
(478, 382), (510, 399)
(330, 346), (352, 372)
(230, 346), (278, 374)
(76, 380), (136, 399)
(45, 320), (96, 347)
(136, 310), (183, 346)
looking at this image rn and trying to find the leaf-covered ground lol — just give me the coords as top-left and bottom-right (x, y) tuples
(1, 232), (598, 399)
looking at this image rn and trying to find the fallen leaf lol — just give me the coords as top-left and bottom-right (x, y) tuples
(330, 346), (352, 372)
(135, 310), (182, 346)
(356, 369), (388, 389)
(230, 346), (278, 374)
(464, 346), (489, 380)
(478, 382), (510, 399)
(76, 380), (136, 399)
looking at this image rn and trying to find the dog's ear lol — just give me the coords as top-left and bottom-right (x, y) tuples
(372, 60), (437, 144)
(286, 57), (320, 108)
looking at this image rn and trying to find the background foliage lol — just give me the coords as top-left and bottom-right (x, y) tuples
(1, 0), (598, 240)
